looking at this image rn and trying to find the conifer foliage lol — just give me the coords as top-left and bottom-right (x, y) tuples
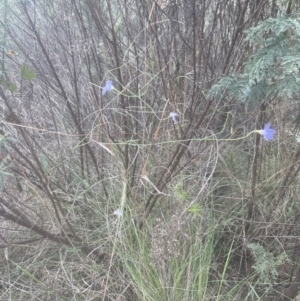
(209, 14), (300, 109)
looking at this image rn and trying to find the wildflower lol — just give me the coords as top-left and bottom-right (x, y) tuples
(258, 123), (276, 141)
(102, 80), (113, 95)
(114, 209), (122, 217)
(170, 112), (178, 124)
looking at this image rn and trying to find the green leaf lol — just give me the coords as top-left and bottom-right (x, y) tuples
(21, 64), (36, 80)
(6, 82), (17, 92)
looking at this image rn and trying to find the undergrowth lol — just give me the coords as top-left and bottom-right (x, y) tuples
(0, 1), (300, 301)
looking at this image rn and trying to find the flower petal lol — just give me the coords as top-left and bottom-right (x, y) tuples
(170, 112), (178, 123)
(102, 80), (113, 95)
(260, 123), (276, 141)
(114, 209), (122, 217)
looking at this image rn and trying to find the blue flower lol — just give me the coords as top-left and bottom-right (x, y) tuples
(114, 209), (122, 217)
(258, 123), (276, 141)
(102, 80), (113, 95)
(170, 112), (178, 123)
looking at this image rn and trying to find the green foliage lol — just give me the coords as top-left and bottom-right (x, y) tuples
(248, 243), (287, 286)
(123, 219), (217, 301)
(208, 14), (300, 107)
(5, 81), (17, 92)
(1, 0), (299, 299)
(188, 204), (202, 216)
(21, 64), (36, 81)
(173, 182), (189, 201)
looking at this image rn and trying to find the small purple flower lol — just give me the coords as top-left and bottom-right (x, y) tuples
(102, 80), (113, 95)
(170, 112), (178, 124)
(258, 123), (276, 141)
